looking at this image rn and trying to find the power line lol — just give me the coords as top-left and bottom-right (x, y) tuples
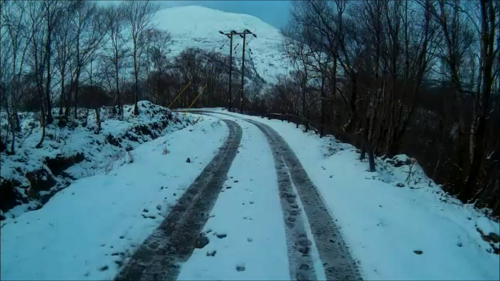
(219, 29), (257, 113)
(236, 29), (257, 113)
(218, 30), (237, 111)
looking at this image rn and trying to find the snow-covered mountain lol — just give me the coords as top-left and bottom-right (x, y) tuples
(153, 6), (292, 84)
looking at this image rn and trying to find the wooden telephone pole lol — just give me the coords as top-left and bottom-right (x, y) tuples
(219, 30), (237, 111)
(237, 29), (257, 113)
(219, 29), (256, 113)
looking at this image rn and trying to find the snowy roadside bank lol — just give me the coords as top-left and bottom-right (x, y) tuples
(1, 101), (194, 220)
(0, 114), (228, 280)
(210, 109), (500, 280)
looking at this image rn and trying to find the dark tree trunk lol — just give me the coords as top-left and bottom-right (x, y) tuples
(133, 45), (139, 115)
(320, 74), (325, 138)
(45, 13), (53, 124)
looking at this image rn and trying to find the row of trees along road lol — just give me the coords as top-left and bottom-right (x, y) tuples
(0, 0), (169, 151)
(266, 0), (499, 215)
(1, 1), (250, 155)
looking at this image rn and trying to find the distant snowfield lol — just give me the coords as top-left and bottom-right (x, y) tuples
(154, 6), (292, 84)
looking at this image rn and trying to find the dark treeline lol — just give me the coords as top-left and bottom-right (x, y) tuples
(261, 0), (499, 215)
(1, 0), (499, 215)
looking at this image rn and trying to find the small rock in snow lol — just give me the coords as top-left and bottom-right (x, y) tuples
(173, 193), (177, 197)
(216, 233), (227, 239)
(99, 265), (109, 271)
(413, 250), (423, 255)
(226, 186), (232, 189)
(457, 242), (463, 247)
(142, 208), (149, 213)
(195, 234), (209, 249)
(156, 204), (161, 211)
(234, 180), (239, 183)
(247, 238), (253, 242)
(206, 250), (217, 257)
(249, 201), (254, 205)
(119, 236), (124, 239)
(395, 182), (405, 187)
(236, 264), (246, 272)
(186, 158), (191, 163)
(148, 215), (156, 219)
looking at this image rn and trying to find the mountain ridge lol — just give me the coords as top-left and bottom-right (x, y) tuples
(154, 5), (291, 85)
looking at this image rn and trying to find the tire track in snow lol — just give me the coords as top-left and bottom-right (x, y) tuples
(115, 119), (242, 281)
(246, 119), (361, 281)
(248, 126), (318, 280)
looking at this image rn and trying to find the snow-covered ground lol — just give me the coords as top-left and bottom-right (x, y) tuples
(154, 6), (291, 85)
(177, 118), (292, 280)
(2, 108), (498, 280)
(209, 109), (500, 280)
(0, 114), (228, 280)
(0, 101), (194, 219)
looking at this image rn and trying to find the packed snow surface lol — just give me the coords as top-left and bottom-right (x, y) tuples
(1, 108), (498, 280)
(207, 109), (500, 281)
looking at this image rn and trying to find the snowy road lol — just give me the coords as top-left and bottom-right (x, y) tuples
(115, 120), (242, 280)
(114, 112), (360, 280)
(2, 109), (498, 281)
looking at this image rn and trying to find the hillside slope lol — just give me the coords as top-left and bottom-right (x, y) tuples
(154, 5), (291, 84)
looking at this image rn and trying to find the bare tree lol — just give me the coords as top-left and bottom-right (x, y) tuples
(104, 4), (128, 118)
(53, 1), (75, 119)
(123, 0), (159, 115)
(26, 0), (48, 148)
(69, 0), (107, 119)
(1, 1), (32, 153)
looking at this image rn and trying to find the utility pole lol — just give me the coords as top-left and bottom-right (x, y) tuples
(219, 30), (236, 111)
(237, 29), (256, 113)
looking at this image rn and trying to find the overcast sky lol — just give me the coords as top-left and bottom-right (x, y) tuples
(159, 1), (291, 29)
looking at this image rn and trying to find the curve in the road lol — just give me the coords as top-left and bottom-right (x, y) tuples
(246, 119), (362, 281)
(115, 119), (242, 281)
